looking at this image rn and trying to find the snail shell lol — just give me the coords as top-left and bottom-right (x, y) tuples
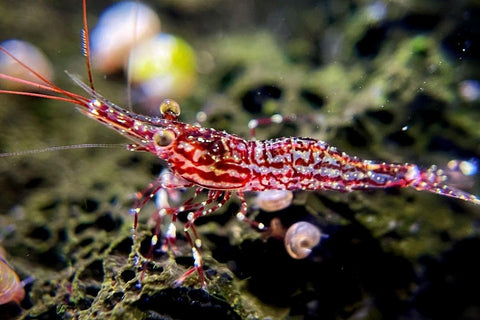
(0, 255), (25, 305)
(90, 1), (161, 74)
(256, 190), (293, 212)
(128, 34), (197, 102)
(284, 221), (322, 259)
(0, 39), (53, 90)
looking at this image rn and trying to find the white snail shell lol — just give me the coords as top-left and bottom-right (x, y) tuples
(284, 221), (322, 259)
(256, 190), (293, 212)
(0, 39), (53, 90)
(90, 1), (161, 74)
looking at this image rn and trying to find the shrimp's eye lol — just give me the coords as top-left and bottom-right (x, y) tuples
(160, 99), (181, 117)
(153, 129), (175, 147)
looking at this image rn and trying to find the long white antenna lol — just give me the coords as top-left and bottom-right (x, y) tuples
(0, 144), (126, 157)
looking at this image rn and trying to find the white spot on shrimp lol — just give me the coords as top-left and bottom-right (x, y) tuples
(405, 165), (420, 181)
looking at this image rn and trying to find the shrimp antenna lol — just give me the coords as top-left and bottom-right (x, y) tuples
(125, 0), (142, 111)
(0, 144), (126, 158)
(81, 0), (95, 91)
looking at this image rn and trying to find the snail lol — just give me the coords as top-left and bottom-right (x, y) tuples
(0, 39), (53, 90)
(284, 221), (323, 259)
(90, 1), (161, 74)
(256, 190), (294, 212)
(128, 33), (197, 111)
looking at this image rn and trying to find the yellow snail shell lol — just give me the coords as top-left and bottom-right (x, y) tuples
(127, 33), (197, 106)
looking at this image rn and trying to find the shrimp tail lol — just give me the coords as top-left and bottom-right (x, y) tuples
(408, 165), (480, 205)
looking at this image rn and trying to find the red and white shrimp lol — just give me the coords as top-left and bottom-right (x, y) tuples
(0, 0), (479, 287)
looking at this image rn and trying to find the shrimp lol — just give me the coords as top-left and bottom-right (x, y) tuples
(0, 0), (479, 287)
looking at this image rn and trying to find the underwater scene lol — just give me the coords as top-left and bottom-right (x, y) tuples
(0, 0), (479, 319)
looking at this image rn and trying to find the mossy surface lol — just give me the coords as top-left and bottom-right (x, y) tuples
(1, 0), (479, 319)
